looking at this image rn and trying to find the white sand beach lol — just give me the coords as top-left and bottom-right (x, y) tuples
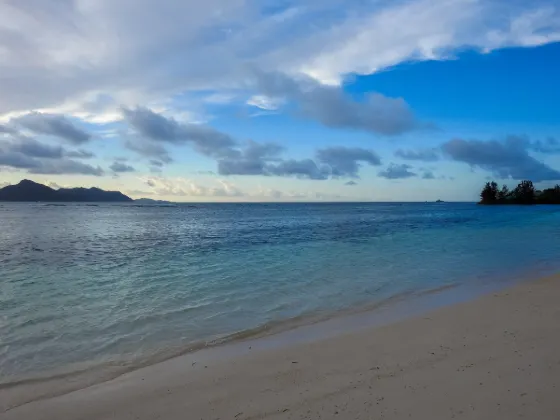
(3, 275), (560, 420)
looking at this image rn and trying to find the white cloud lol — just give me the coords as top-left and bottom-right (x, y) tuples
(46, 181), (64, 189)
(0, 0), (558, 117)
(204, 93), (238, 105)
(297, 0), (560, 84)
(247, 95), (284, 110)
(141, 176), (245, 197)
(138, 176), (347, 200)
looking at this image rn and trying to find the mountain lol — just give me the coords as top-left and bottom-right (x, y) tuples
(0, 180), (133, 202)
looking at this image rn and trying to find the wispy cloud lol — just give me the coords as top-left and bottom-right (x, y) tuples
(0, 0), (558, 118)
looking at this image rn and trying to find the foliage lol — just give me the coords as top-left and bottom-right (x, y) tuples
(537, 185), (560, 204)
(479, 180), (560, 205)
(497, 185), (509, 202)
(511, 180), (535, 204)
(480, 181), (499, 203)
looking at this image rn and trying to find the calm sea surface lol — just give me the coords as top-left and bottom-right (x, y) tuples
(1, 202), (560, 381)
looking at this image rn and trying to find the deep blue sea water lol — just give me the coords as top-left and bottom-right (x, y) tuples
(1, 202), (560, 382)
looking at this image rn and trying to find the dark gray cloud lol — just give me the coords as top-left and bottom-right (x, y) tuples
(253, 72), (423, 135)
(267, 159), (329, 180)
(122, 107), (182, 142)
(395, 148), (440, 161)
(378, 163), (417, 179)
(0, 137), (103, 175)
(29, 159), (104, 176)
(218, 155), (328, 180)
(0, 151), (103, 175)
(218, 158), (268, 176)
(240, 140), (284, 161)
(0, 151), (38, 169)
(122, 107), (238, 159)
(149, 160), (164, 167)
(217, 143), (379, 180)
(6, 137), (64, 158)
(316, 147), (381, 178)
(123, 107), (383, 180)
(345, 180), (358, 186)
(66, 149), (95, 159)
(1, 137), (95, 160)
(217, 140), (283, 176)
(110, 161), (136, 173)
(125, 138), (173, 163)
(422, 170), (436, 179)
(12, 112), (91, 144)
(441, 136), (560, 182)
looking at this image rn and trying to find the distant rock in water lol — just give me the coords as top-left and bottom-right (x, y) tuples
(0, 180), (133, 202)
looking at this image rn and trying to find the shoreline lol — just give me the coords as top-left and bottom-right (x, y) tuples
(4, 255), (553, 390)
(0, 281), (460, 410)
(0, 271), (510, 406)
(3, 273), (560, 418)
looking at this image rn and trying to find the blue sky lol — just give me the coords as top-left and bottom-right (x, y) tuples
(0, 0), (560, 201)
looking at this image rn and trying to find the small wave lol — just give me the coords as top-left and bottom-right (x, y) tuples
(415, 282), (459, 296)
(0, 285), (428, 412)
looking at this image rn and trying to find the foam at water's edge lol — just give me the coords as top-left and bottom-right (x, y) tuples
(0, 273), (541, 413)
(0, 284), (452, 412)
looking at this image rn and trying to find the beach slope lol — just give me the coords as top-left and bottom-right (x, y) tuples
(3, 275), (560, 419)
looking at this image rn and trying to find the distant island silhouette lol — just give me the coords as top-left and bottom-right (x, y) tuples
(479, 180), (560, 205)
(134, 198), (172, 205)
(0, 180), (133, 202)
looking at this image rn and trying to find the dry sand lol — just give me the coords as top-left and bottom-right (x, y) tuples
(3, 275), (560, 420)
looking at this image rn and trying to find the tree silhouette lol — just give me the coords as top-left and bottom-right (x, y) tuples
(511, 180), (535, 204)
(480, 181), (498, 204)
(479, 180), (560, 205)
(497, 184), (510, 202)
(538, 185), (560, 204)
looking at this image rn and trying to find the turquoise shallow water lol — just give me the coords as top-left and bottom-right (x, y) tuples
(1, 202), (560, 381)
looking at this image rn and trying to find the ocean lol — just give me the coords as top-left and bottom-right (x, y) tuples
(1, 202), (560, 384)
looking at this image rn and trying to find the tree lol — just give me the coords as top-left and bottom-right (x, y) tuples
(511, 180), (536, 204)
(497, 184), (510, 202)
(537, 184), (560, 204)
(480, 181), (498, 204)
(479, 180), (560, 205)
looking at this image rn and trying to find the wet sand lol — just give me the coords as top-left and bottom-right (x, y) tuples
(3, 274), (560, 419)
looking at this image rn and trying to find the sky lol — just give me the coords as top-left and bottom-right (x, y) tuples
(0, 0), (560, 202)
